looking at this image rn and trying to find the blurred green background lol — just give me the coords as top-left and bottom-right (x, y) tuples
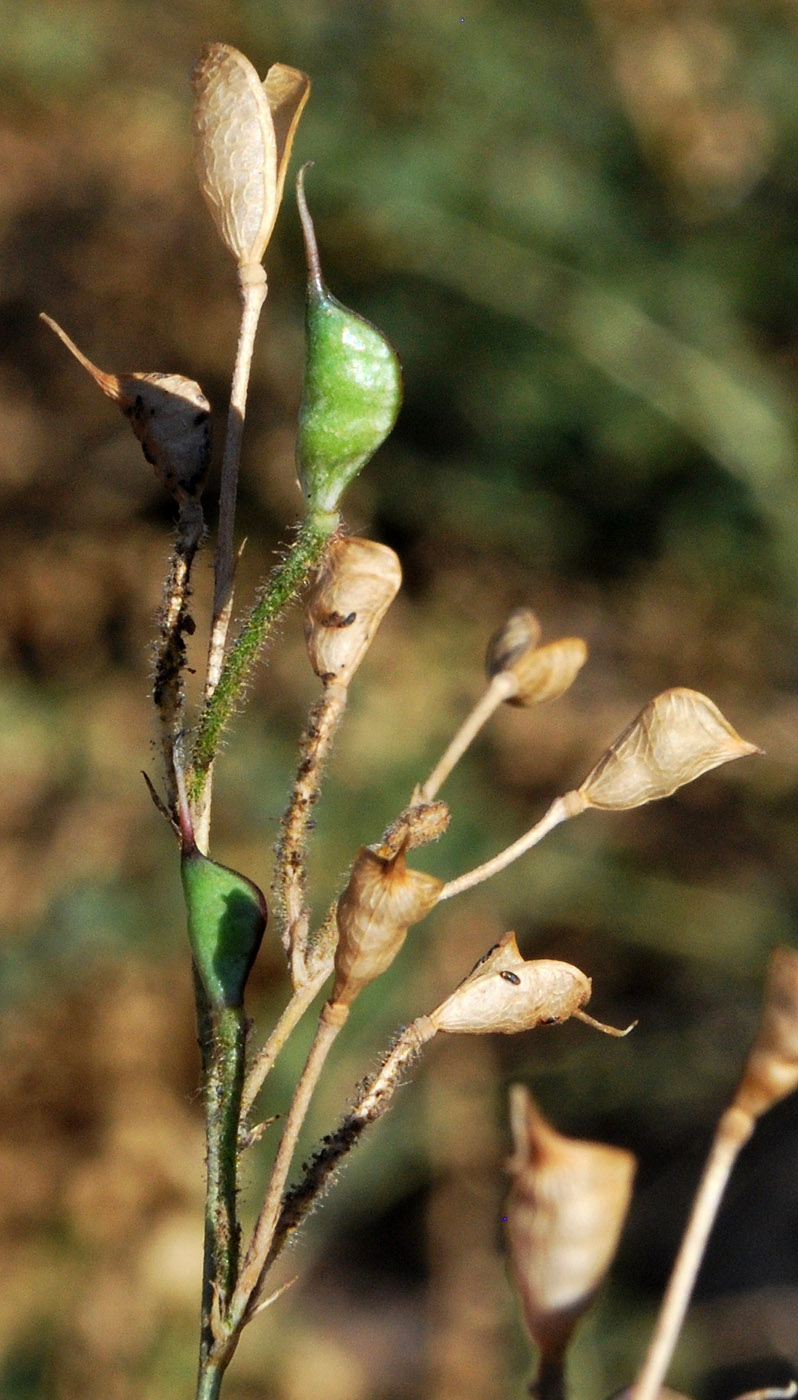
(2, 0), (798, 1397)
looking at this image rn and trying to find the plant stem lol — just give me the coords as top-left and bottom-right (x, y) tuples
(229, 999), (349, 1327)
(631, 1104), (754, 1400)
(195, 1361), (226, 1400)
(439, 793), (585, 901)
(194, 977), (248, 1388)
(205, 265), (268, 702)
(153, 500), (204, 810)
(240, 961), (333, 1127)
(190, 517), (334, 845)
(416, 672), (516, 803)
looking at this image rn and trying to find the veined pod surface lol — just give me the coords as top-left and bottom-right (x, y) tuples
(333, 846), (442, 1007)
(486, 608), (587, 706)
(429, 933), (591, 1035)
(296, 165), (403, 527)
(192, 43), (309, 268)
(579, 688), (760, 810)
(305, 535), (402, 685)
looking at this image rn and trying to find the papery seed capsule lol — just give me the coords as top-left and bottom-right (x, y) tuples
(41, 315), (211, 504)
(429, 932), (591, 1035)
(192, 43), (309, 268)
(296, 165), (403, 528)
(505, 1085), (636, 1362)
(579, 688), (760, 811)
(486, 608), (587, 705)
(305, 536), (402, 685)
(333, 846), (442, 1007)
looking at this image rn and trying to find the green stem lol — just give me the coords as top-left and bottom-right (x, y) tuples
(194, 975), (247, 1389)
(189, 517), (334, 815)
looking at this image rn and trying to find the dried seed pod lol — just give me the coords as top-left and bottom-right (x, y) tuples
(296, 166), (403, 528)
(735, 946), (798, 1121)
(429, 933), (592, 1035)
(579, 688), (760, 811)
(486, 608), (587, 705)
(505, 1085), (636, 1364)
(192, 43), (310, 268)
(41, 314), (211, 504)
(333, 846), (443, 1007)
(304, 536), (402, 685)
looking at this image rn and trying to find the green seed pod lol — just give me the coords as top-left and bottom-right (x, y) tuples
(295, 165), (403, 530)
(178, 794), (267, 1010)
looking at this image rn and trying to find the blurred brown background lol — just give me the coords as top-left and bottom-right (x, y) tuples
(2, 1), (798, 1397)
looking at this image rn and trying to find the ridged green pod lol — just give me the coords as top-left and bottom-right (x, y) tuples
(296, 165), (402, 528)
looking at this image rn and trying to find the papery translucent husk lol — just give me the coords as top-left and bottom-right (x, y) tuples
(736, 946), (798, 1120)
(579, 688), (760, 810)
(430, 933), (591, 1035)
(505, 1085), (636, 1361)
(486, 608), (542, 679)
(333, 847), (443, 1006)
(192, 44), (309, 267)
(486, 609), (587, 706)
(305, 536), (402, 685)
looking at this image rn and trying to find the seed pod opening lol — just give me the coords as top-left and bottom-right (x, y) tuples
(40, 315), (211, 504)
(333, 846), (442, 1007)
(579, 688), (760, 811)
(296, 166), (403, 526)
(429, 933), (591, 1035)
(505, 1085), (636, 1363)
(192, 43), (309, 268)
(305, 536), (402, 685)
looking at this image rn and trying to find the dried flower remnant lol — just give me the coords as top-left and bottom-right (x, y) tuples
(40, 314), (211, 506)
(192, 43), (310, 270)
(305, 536), (402, 685)
(735, 944), (798, 1122)
(505, 1086), (636, 1388)
(332, 846), (443, 1007)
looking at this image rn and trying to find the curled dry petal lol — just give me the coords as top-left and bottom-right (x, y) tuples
(735, 946), (798, 1121)
(192, 43), (309, 267)
(379, 801), (451, 858)
(505, 1085), (636, 1362)
(40, 314), (211, 504)
(305, 536), (402, 685)
(429, 932), (591, 1035)
(579, 688), (761, 811)
(486, 608), (587, 706)
(333, 846), (443, 1007)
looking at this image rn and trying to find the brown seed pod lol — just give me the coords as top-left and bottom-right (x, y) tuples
(505, 1085), (636, 1363)
(192, 43), (310, 268)
(486, 608), (587, 706)
(305, 536), (402, 686)
(735, 945), (798, 1122)
(579, 688), (760, 811)
(333, 846), (442, 1006)
(40, 314), (211, 504)
(429, 932), (592, 1035)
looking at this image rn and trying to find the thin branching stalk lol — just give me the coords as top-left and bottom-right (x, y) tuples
(240, 960), (333, 1128)
(205, 266), (268, 700)
(415, 671), (516, 803)
(229, 1000), (349, 1327)
(439, 793), (584, 901)
(272, 680), (349, 978)
(631, 1105), (753, 1400)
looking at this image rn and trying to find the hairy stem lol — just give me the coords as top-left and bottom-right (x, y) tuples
(153, 500), (204, 809)
(190, 517), (334, 843)
(194, 978), (247, 1386)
